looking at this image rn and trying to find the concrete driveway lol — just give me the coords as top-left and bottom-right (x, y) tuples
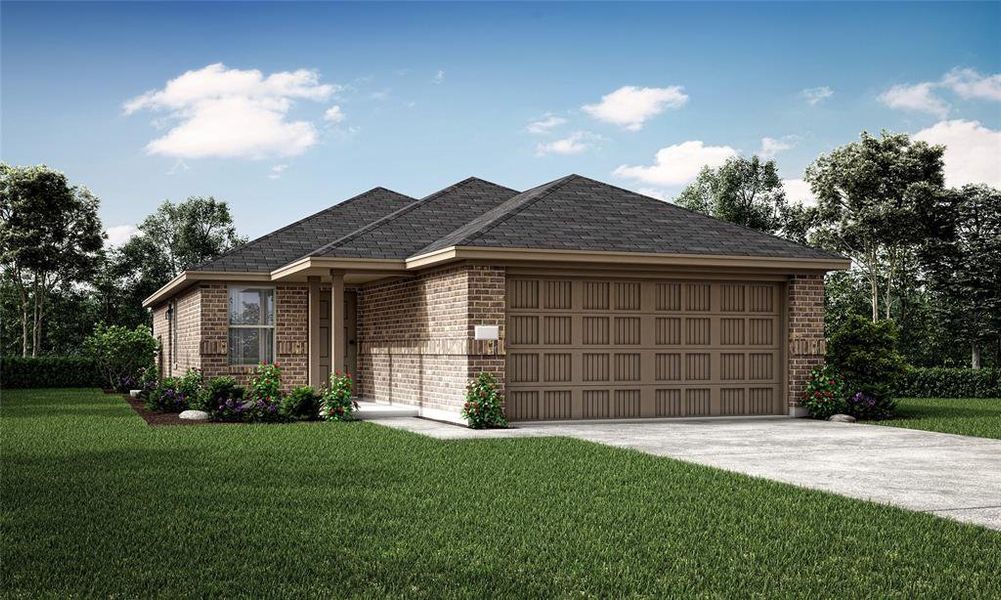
(376, 416), (1001, 530)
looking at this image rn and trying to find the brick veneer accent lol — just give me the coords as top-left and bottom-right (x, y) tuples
(153, 282), (310, 390)
(786, 274), (826, 410)
(356, 264), (506, 415)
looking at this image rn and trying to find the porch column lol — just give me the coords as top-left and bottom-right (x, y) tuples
(308, 276), (321, 387)
(330, 270), (346, 375)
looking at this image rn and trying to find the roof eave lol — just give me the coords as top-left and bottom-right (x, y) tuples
(142, 270), (272, 308)
(269, 256), (408, 281)
(406, 246), (851, 272)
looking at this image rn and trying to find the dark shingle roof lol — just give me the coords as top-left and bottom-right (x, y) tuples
(193, 187), (414, 272)
(416, 174), (841, 260)
(311, 177), (519, 259)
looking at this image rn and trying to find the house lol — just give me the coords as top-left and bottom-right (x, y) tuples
(144, 175), (848, 423)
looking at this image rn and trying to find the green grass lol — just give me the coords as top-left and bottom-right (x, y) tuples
(2, 389), (1000, 598)
(867, 397), (1001, 440)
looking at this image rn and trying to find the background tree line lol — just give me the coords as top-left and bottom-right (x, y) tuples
(2, 129), (999, 368)
(0, 163), (244, 357)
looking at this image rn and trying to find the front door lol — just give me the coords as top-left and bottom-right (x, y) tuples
(317, 290), (357, 388)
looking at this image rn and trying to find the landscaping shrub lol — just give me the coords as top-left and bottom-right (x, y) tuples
(281, 386), (322, 421)
(462, 372), (507, 429)
(145, 369), (202, 413)
(826, 315), (906, 419)
(896, 367), (1001, 398)
(118, 365), (158, 398)
(800, 364), (847, 419)
(846, 391), (894, 420)
(84, 324), (158, 391)
(320, 372), (358, 421)
(248, 362), (282, 401)
(1, 356), (102, 388)
(194, 376), (243, 413)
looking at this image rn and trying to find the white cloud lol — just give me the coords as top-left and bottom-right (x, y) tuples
(782, 178), (817, 207)
(526, 115), (568, 135)
(878, 82), (949, 118)
(613, 140), (737, 186)
(801, 86), (833, 106)
(124, 63), (336, 159)
(165, 159), (190, 176)
(535, 131), (602, 156)
(759, 136), (798, 159)
(941, 68), (1001, 101)
(915, 119), (1001, 188)
(432, 69), (445, 84)
(105, 224), (139, 247)
(636, 187), (669, 201)
(268, 164), (288, 180)
(582, 85), (688, 131)
(323, 105), (345, 123)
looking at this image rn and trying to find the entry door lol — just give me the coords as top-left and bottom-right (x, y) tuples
(505, 277), (784, 421)
(317, 290), (357, 388)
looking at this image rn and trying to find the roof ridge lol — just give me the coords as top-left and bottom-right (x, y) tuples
(451, 174), (579, 248)
(191, 186), (410, 270)
(307, 177), (516, 257)
(573, 175), (844, 261)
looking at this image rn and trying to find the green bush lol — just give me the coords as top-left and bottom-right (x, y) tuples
(1, 356), (103, 388)
(145, 369), (202, 413)
(800, 365), (847, 419)
(896, 368), (1001, 398)
(248, 362), (282, 401)
(281, 386), (322, 421)
(193, 376), (243, 412)
(84, 324), (158, 392)
(827, 315), (906, 419)
(320, 372), (358, 421)
(461, 372), (508, 429)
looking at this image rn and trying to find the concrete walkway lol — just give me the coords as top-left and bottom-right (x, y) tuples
(374, 416), (1001, 530)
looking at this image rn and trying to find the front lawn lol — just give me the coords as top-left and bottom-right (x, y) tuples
(2, 389), (999, 598)
(866, 397), (1001, 440)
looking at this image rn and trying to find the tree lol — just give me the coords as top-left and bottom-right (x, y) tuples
(920, 184), (1001, 368)
(115, 196), (246, 320)
(676, 155), (804, 238)
(0, 164), (104, 356)
(805, 131), (945, 321)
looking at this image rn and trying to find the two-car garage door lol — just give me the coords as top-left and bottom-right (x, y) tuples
(505, 277), (784, 421)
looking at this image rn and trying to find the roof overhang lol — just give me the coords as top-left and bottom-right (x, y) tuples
(269, 256), (408, 281)
(406, 246), (851, 272)
(142, 270), (272, 308)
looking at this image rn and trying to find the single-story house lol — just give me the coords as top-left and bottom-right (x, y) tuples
(144, 175), (848, 423)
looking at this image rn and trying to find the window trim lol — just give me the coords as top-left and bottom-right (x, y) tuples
(227, 285), (277, 366)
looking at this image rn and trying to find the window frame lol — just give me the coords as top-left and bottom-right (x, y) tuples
(227, 285), (277, 366)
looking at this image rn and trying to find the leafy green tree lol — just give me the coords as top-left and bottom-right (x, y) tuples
(805, 131), (945, 322)
(0, 164), (104, 356)
(676, 156), (801, 238)
(919, 184), (1001, 368)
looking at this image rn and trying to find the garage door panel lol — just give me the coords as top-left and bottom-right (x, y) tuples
(507, 277), (783, 420)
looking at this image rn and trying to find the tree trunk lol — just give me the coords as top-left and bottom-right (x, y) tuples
(19, 288), (30, 358)
(32, 285), (42, 357)
(972, 344), (982, 370)
(869, 273), (879, 322)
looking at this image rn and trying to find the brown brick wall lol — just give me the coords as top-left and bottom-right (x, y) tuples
(356, 264), (506, 415)
(787, 274), (826, 409)
(155, 282), (309, 390)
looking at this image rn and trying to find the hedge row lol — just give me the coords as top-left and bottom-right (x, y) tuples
(896, 367), (1001, 399)
(1, 356), (104, 389)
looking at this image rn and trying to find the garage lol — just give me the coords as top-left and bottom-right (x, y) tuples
(505, 276), (785, 420)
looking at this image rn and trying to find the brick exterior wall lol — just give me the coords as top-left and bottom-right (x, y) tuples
(786, 274), (826, 410)
(356, 264), (506, 415)
(153, 282), (310, 390)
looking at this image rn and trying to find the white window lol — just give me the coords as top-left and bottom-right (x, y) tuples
(228, 287), (275, 365)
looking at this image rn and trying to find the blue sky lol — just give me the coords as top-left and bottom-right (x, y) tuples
(3, 2), (999, 242)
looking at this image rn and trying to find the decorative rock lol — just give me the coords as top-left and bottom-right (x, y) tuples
(178, 410), (211, 421)
(129, 389), (142, 398)
(828, 414), (856, 423)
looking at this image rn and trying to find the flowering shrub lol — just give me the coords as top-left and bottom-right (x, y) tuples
(145, 369), (202, 413)
(800, 365), (846, 420)
(195, 376), (243, 413)
(120, 366), (158, 399)
(846, 391), (896, 421)
(462, 372), (507, 429)
(281, 386), (322, 421)
(248, 362), (282, 400)
(320, 372), (358, 421)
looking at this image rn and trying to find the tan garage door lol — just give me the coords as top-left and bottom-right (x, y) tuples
(505, 277), (784, 421)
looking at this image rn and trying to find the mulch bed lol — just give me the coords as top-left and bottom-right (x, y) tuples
(121, 394), (210, 427)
